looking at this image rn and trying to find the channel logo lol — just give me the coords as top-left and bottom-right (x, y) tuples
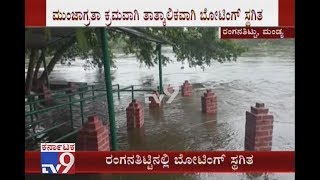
(40, 143), (75, 174)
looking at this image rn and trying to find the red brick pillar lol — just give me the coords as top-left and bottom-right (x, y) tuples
(149, 91), (160, 108)
(38, 85), (53, 106)
(66, 82), (77, 94)
(245, 103), (274, 151)
(39, 84), (52, 100)
(166, 84), (174, 94)
(126, 100), (144, 129)
(201, 89), (217, 114)
(77, 116), (110, 151)
(181, 80), (192, 97)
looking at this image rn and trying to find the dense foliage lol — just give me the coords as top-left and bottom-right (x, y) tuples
(25, 28), (246, 94)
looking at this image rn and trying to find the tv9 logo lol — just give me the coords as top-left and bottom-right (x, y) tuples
(40, 143), (75, 174)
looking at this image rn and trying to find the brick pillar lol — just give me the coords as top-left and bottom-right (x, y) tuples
(126, 100), (144, 129)
(149, 91), (160, 108)
(201, 89), (217, 114)
(181, 80), (192, 97)
(166, 84), (174, 94)
(38, 84), (53, 106)
(77, 116), (110, 151)
(245, 103), (274, 151)
(66, 82), (77, 94)
(38, 84), (52, 100)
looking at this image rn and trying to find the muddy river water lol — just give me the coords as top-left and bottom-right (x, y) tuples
(26, 41), (294, 180)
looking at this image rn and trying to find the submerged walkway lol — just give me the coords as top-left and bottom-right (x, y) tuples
(25, 78), (293, 151)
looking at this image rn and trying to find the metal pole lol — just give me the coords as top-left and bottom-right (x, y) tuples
(79, 92), (84, 125)
(68, 95), (73, 130)
(91, 85), (95, 100)
(131, 85), (134, 101)
(28, 97), (35, 134)
(100, 28), (118, 151)
(157, 44), (163, 94)
(117, 84), (120, 99)
(41, 49), (50, 88)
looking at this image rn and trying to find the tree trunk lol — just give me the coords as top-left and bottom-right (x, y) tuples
(38, 38), (76, 83)
(25, 49), (39, 95)
(33, 48), (45, 81)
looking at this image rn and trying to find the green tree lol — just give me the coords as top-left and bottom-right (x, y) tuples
(123, 28), (245, 67)
(25, 28), (246, 95)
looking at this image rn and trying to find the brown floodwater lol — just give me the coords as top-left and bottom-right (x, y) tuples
(26, 41), (295, 180)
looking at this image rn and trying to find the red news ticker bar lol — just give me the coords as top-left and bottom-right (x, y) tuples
(25, 151), (294, 173)
(279, 0), (295, 27)
(25, 0), (46, 27)
(220, 27), (295, 39)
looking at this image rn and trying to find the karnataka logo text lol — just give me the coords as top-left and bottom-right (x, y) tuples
(40, 143), (75, 174)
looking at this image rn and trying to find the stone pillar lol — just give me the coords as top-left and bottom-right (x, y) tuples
(77, 116), (110, 151)
(201, 89), (217, 114)
(149, 91), (160, 108)
(126, 100), (144, 129)
(245, 103), (274, 151)
(181, 80), (192, 97)
(66, 82), (77, 94)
